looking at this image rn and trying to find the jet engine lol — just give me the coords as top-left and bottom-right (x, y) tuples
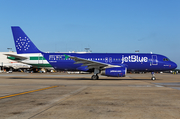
(101, 67), (127, 77)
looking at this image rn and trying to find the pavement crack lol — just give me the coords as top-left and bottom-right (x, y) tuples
(27, 86), (87, 119)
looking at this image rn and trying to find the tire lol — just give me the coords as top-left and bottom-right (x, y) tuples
(151, 77), (156, 81)
(91, 75), (99, 80)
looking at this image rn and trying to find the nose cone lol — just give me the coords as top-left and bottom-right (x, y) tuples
(171, 62), (177, 69)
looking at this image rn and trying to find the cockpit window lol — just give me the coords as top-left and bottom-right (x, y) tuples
(163, 58), (170, 61)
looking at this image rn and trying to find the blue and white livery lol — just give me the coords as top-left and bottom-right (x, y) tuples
(11, 26), (177, 80)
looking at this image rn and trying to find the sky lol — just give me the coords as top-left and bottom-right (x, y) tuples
(0, 0), (180, 68)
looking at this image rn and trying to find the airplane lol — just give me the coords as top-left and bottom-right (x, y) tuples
(4, 43), (54, 72)
(5, 52), (54, 71)
(0, 52), (31, 71)
(10, 26), (177, 80)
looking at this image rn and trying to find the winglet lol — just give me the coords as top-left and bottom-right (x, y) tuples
(64, 54), (70, 60)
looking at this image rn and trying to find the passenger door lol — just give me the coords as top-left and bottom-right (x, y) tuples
(38, 54), (43, 64)
(152, 55), (158, 65)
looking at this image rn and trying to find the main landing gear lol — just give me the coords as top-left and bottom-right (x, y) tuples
(151, 72), (156, 81)
(91, 74), (99, 80)
(91, 68), (100, 80)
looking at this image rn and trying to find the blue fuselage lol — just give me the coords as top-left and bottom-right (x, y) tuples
(42, 53), (177, 72)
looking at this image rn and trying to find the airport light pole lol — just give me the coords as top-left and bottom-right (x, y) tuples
(135, 50), (139, 53)
(85, 48), (92, 53)
(7, 48), (12, 52)
(85, 48), (90, 52)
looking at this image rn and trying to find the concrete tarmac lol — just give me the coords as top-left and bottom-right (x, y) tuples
(0, 72), (180, 119)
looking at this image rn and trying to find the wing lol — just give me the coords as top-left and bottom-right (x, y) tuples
(64, 54), (121, 70)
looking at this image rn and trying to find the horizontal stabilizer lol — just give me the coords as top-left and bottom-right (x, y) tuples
(4, 54), (28, 60)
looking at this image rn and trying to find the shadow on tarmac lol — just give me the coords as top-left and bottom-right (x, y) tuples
(8, 77), (154, 81)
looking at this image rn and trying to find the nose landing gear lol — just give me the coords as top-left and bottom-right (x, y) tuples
(151, 72), (156, 80)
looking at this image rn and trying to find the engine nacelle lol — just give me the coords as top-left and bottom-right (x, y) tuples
(101, 67), (127, 77)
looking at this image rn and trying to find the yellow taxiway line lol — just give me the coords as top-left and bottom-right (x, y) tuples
(0, 86), (59, 100)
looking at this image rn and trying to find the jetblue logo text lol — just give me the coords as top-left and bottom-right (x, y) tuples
(122, 55), (148, 63)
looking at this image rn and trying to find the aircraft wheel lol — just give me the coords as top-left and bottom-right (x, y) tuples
(151, 77), (156, 81)
(91, 75), (99, 80)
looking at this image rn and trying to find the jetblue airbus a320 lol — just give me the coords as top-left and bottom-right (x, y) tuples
(10, 26), (177, 80)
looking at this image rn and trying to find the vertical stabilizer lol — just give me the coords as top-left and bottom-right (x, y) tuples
(11, 26), (42, 54)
